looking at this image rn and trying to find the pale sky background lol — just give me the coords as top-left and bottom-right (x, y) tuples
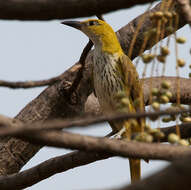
(0, 2), (191, 190)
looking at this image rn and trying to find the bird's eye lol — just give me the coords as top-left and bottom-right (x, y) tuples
(89, 20), (95, 26)
(88, 20), (100, 26)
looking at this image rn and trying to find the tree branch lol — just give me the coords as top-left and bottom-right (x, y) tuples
(0, 74), (68, 89)
(86, 77), (191, 115)
(0, 151), (110, 190)
(0, 0), (156, 20)
(0, 129), (191, 189)
(0, 106), (191, 138)
(17, 130), (191, 161)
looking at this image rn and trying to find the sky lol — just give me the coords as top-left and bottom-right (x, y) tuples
(0, 2), (191, 190)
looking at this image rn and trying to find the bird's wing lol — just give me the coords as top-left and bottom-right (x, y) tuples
(118, 54), (145, 113)
(117, 54), (145, 130)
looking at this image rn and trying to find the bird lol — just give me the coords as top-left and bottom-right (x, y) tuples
(62, 19), (145, 182)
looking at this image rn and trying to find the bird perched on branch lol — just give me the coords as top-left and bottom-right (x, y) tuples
(62, 19), (145, 182)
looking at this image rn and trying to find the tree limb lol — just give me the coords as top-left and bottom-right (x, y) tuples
(0, 0), (156, 20)
(0, 74), (68, 89)
(0, 129), (191, 189)
(0, 151), (110, 190)
(0, 106), (191, 138)
(86, 77), (191, 115)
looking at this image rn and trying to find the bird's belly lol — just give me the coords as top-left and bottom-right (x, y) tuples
(93, 66), (124, 114)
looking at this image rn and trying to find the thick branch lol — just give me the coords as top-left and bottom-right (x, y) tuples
(0, 107), (191, 138)
(17, 130), (191, 161)
(85, 77), (191, 115)
(0, 0), (156, 20)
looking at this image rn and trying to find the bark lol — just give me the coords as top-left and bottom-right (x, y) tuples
(0, 0), (156, 20)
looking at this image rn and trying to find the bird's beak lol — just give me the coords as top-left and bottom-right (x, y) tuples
(61, 21), (82, 30)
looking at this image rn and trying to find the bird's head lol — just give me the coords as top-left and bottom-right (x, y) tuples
(62, 19), (115, 45)
(62, 19), (123, 54)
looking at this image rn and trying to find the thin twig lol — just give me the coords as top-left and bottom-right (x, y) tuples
(0, 107), (191, 137)
(0, 75), (65, 89)
(96, 14), (105, 21)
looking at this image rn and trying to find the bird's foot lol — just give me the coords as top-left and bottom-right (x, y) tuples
(113, 127), (126, 139)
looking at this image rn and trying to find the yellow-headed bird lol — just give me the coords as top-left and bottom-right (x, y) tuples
(62, 19), (145, 182)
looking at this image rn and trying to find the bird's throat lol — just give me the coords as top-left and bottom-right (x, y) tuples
(93, 32), (123, 56)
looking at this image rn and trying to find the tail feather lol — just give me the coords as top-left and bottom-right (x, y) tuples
(122, 120), (141, 183)
(129, 158), (141, 183)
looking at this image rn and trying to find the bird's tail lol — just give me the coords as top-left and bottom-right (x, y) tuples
(129, 158), (141, 182)
(123, 120), (141, 183)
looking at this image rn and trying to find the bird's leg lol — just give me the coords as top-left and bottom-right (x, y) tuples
(113, 126), (126, 139)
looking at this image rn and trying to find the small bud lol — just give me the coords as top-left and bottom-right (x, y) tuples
(135, 132), (153, 143)
(166, 26), (174, 34)
(160, 95), (169, 104)
(155, 131), (165, 139)
(145, 124), (151, 131)
(149, 128), (158, 134)
(154, 11), (164, 19)
(151, 88), (160, 96)
(178, 139), (189, 146)
(142, 54), (155, 63)
(177, 59), (185, 67)
(164, 11), (173, 19)
(161, 80), (171, 89)
(176, 37), (186, 44)
(152, 101), (160, 110)
(157, 55), (166, 63)
(161, 46), (170, 56)
(165, 91), (173, 99)
(182, 117), (191, 123)
(162, 117), (172, 123)
(121, 98), (130, 106)
(168, 133), (180, 144)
